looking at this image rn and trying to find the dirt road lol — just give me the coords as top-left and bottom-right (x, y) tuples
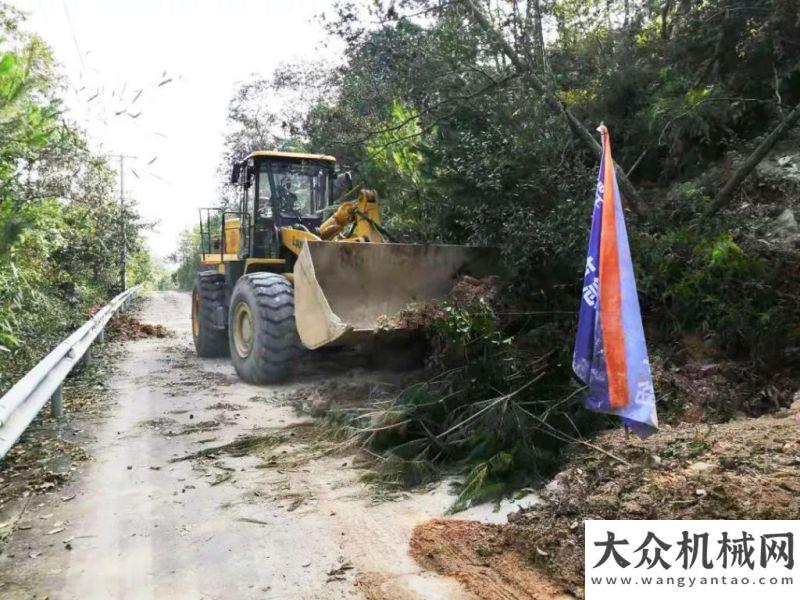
(0, 292), (476, 600)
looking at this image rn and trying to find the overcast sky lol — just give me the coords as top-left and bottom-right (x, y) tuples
(13, 0), (340, 262)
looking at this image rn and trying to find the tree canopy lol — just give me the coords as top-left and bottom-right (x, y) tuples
(0, 4), (153, 391)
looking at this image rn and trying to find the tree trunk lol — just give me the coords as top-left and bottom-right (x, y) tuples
(532, 0), (546, 70)
(660, 0), (673, 41)
(706, 101), (800, 217)
(462, 0), (646, 214)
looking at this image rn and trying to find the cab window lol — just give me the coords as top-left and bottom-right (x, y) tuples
(257, 164), (273, 218)
(269, 161), (331, 217)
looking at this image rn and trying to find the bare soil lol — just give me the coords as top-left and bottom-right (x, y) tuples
(654, 356), (798, 422)
(401, 396), (800, 599)
(491, 395), (800, 597)
(411, 519), (570, 600)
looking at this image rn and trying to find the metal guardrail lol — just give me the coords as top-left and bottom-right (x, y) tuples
(0, 285), (142, 458)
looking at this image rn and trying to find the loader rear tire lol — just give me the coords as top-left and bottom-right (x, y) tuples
(228, 273), (301, 384)
(192, 271), (229, 358)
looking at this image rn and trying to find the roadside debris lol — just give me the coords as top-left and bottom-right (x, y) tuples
(205, 402), (245, 411)
(292, 380), (395, 418)
(237, 517), (270, 526)
(169, 434), (280, 462)
(326, 560), (354, 582)
(106, 313), (168, 340)
(209, 473), (232, 486)
(493, 397), (800, 595)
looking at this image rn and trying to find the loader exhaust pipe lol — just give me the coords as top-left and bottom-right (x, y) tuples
(293, 241), (498, 349)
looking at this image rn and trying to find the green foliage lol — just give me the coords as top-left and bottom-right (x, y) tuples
(169, 228), (202, 290)
(449, 452), (512, 514)
(296, 0), (800, 368)
(0, 5), (151, 391)
(128, 247), (165, 290)
(362, 99), (432, 236)
(634, 222), (794, 365)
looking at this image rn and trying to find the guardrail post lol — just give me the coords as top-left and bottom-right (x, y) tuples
(51, 385), (63, 418)
(98, 328), (105, 344)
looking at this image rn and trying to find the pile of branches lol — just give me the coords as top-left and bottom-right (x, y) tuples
(340, 277), (608, 510)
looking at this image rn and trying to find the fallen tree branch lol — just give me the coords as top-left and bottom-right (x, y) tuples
(513, 403), (632, 467)
(461, 0), (646, 215)
(436, 375), (542, 440)
(353, 419), (412, 434)
(705, 100), (800, 217)
(626, 148), (648, 177)
(169, 434), (279, 462)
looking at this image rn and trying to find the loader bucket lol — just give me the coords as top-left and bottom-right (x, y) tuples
(293, 241), (498, 349)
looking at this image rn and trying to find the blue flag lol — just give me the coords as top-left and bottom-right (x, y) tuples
(573, 125), (657, 437)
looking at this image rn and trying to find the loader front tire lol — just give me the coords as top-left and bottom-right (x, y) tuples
(192, 271), (229, 358)
(228, 273), (301, 384)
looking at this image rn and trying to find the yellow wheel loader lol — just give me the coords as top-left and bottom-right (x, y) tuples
(191, 150), (496, 383)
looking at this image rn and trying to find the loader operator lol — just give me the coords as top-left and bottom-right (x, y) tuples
(277, 178), (299, 213)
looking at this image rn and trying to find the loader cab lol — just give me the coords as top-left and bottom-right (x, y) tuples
(234, 151), (336, 260)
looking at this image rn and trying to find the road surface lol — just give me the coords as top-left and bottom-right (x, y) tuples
(0, 292), (474, 600)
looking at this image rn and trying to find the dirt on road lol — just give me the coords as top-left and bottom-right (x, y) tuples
(0, 291), (482, 599)
(411, 519), (570, 600)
